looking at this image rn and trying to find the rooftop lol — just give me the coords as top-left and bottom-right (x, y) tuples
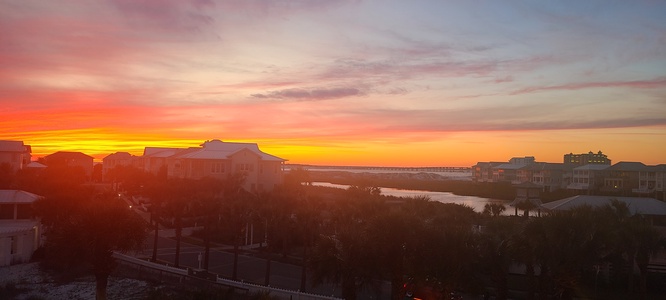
(0, 140), (29, 152)
(0, 190), (42, 204)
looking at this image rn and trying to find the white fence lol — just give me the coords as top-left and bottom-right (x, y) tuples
(112, 252), (343, 300)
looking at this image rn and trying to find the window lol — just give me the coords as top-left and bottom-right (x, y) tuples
(0, 204), (14, 219)
(238, 163), (254, 172)
(211, 163), (224, 173)
(16, 204), (31, 219)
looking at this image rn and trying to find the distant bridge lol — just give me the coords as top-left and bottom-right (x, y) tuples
(285, 164), (471, 172)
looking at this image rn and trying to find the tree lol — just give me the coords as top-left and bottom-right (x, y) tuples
(478, 217), (520, 300)
(602, 200), (665, 299)
(146, 178), (196, 268)
(310, 229), (378, 300)
(35, 190), (147, 300)
(483, 203), (506, 217)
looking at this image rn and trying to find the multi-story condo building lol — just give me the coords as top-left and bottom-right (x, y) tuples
(102, 152), (142, 181)
(43, 151), (94, 180)
(0, 141), (31, 172)
(601, 162), (645, 195)
(529, 163), (571, 192)
(165, 140), (285, 192)
(564, 151), (611, 166)
(492, 156), (536, 183)
(473, 152), (664, 197)
(103, 140), (287, 192)
(656, 165), (666, 201)
(142, 147), (182, 176)
(634, 164), (666, 197)
(567, 164), (609, 194)
(471, 162), (503, 182)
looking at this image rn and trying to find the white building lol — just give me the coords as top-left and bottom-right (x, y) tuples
(0, 140), (31, 172)
(567, 164), (610, 192)
(0, 190), (42, 266)
(162, 140), (286, 192)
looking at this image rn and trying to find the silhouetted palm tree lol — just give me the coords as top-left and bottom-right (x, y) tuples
(35, 191), (147, 300)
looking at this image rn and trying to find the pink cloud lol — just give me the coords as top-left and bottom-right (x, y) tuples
(512, 77), (666, 95)
(251, 87), (364, 101)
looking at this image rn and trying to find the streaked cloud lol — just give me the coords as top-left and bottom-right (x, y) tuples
(512, 77), (666, 95)
(1, 0), (665, 165)
(252, 87), (364, 101)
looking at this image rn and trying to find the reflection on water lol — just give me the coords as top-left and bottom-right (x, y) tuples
(311, 182), (511, 214)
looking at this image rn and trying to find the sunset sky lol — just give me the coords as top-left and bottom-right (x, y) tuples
(2, 0), (665, 167)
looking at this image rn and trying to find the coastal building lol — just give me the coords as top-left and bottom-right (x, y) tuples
(567, 164), (609, 194)
(600, 162), (645, 195)
(99, 140), (287, 192)
(492, 156), (536, 183)
(43, 151), (94, 180)
(472, 152), (666, 198)
(142, 147), (182, 176)
(165, 140), (286, 192)
(564, 151), (611, 166)
(102, 152), (141, 181)
(0, 140), (31, 172)
(471, 162), (503, 182)
(528, 163), (570, 192)
(656, 165), (666, 201)
(0, 190), (42, 266)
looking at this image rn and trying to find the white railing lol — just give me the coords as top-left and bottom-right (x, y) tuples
(112, 252), (342, 300)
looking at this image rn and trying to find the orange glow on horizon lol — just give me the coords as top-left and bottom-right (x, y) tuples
(3, 126), (664, 168)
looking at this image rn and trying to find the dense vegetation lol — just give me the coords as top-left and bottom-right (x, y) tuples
(2, 164), (665, 300)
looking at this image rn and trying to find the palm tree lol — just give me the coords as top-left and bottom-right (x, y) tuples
(35, 191), (147, 300)
(483, 202), (506, 217)
(479, 217), (520, 300)
(310, 225), (378, 300)
(630, 219), (663, 300)
(197, 181), (223, 270)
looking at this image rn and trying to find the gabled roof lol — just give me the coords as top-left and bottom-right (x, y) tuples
(573, 164), (610, 171)
(644, 165), (666, 172)
(0, 140), (29, 152)
(525, 162), (567, 171)
(473, 162), (504, 168)
(143, 147), (185, 157)
(541, 195), (666, 216)
(606, 161), (648, 172)
(0, 190), (42, 204)
(26, 161), (47, 168)
(44, 151), (93, 160)
(170, 140), (286, 162)
(103, 152), (134, 160)
(494, 163), (527, 170)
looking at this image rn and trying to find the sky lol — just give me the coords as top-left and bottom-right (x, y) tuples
(1, 0), (665, 167)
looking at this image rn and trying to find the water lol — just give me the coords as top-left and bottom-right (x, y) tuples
(288, 166), (473, 181)
(311, 182), (510, 214)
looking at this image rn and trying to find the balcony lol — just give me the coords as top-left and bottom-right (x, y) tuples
(633, 187), (655, 194)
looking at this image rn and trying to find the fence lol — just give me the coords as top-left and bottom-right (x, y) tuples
(112, 252), (343, 300)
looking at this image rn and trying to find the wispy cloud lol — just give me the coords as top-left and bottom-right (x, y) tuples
(512, 77), (666, 95)
(252, 87), (364, 101)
